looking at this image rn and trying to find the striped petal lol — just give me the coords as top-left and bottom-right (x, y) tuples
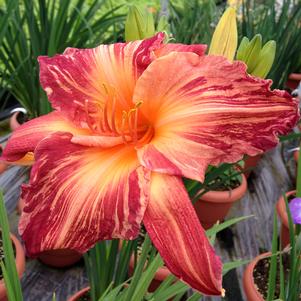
(134, 52), (299, 182)
(39, 34), (164, 127)
(1, 112), (89, 162)
(19, 133), (150, 256)
(144, 173), (222, 295)
(154, 43), (207, 58)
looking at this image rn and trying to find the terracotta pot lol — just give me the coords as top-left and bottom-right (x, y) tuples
(0, 234), (26, 301)
(68, 287), (90, 301)
(16, 198), (24, 215)
(0, 147), (8, 175)
(0, 162), (7, 175)
(194, 174), (247, 229)
(294, 150), (299, 163)
(286, 73), (301, 90)
(243, 252), (270, 301)
(243, 154), (263, 178)
(38, 249), (82, 268)
(276, 190), (296, 248)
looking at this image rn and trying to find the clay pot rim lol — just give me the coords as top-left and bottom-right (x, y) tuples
(243, 252), (271, 301)
(289, 73), (301, 81)
(276, 190), (296, 228)
(0, 233), (26, 293)
(199, 173), (247, 203)
(68, 286), (90, 301)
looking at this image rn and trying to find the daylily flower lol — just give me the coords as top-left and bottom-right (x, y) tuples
(289, 198), (301, 224)
(1, 33), (299, 295)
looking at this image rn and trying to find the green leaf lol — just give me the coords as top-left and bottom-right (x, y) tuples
(266, 210), (278, 301)
(206, 215), (253, 237)
(223, 259), (250, 276)
(0, 191), (23, 300)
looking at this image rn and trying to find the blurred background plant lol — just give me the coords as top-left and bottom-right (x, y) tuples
(0, 0), (126, 118)
(240, 0), (301, 89)
(0, 0), (300, 119)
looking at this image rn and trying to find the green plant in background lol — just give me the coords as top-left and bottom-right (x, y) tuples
(263, 201), (301, 301)
(236, 34), (276, 78)
(84, 217), (251, 301)
(184, 162), (244, 204)
(0, 0), (125, 118)
(240, 0), (301, 88)
(169, 0), (220, 45)
(124, 5), (169, 42)
(0, 191), (23, 301)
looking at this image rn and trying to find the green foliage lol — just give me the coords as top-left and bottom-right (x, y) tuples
(0, 0), (125, 118)
(240, 0), (301, 88)
(124, 5), (169, 42)
(185, 162), (244, 203)
(85, 216), (251, 301)
(236, 34), (276, 78)
(0, 191), (23, 301)
(169, 0), (220, 45)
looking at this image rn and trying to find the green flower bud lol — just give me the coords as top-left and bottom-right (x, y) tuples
(125, 6), (155, 42)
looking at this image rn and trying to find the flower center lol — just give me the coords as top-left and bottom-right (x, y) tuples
(82, 84), (153, 147)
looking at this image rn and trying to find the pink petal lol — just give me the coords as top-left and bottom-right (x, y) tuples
(38, 33), (165, 127)
(144, 172), (222, 295)
(1, 112), (89, 162)
(134, 52), (299, 182)
(19, 133), (150, 256)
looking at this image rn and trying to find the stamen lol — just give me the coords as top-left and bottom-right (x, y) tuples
(110, 96), (119, 135)
(102, 95), (111, 132)
(120, 111), (130, 144)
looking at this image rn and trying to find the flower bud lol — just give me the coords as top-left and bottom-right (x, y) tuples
(125, 5), (156, 42)
(251, 40), (276, 79)
(209, 7), (238, 61)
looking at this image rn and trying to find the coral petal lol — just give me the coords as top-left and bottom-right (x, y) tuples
(144, 173), (223, 295)
(1, 112), (88, 162)
(134, 52), (299, 181)
(38, 34), (165, 126)
(19, 133), (150, 256)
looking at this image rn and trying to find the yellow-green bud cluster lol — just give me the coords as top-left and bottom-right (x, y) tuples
(236, 34), (276, 79)
(125, 5), (169, 42)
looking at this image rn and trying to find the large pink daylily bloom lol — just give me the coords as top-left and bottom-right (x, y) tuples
(1, 33), (299, 295)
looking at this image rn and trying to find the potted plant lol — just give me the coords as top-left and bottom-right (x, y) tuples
(69, 220), (249, 301)
(244, 199), (301, 301)
(276, 190), (295, 248)
(68, 236), (197, 301)
(277, 140), (301, 247)
(189, 163), (247, 229)
(0, 192), (25, 301)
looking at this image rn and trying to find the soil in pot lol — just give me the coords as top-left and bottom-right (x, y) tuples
(253, 252), (299, 300)
(194, 173), (247, 229)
